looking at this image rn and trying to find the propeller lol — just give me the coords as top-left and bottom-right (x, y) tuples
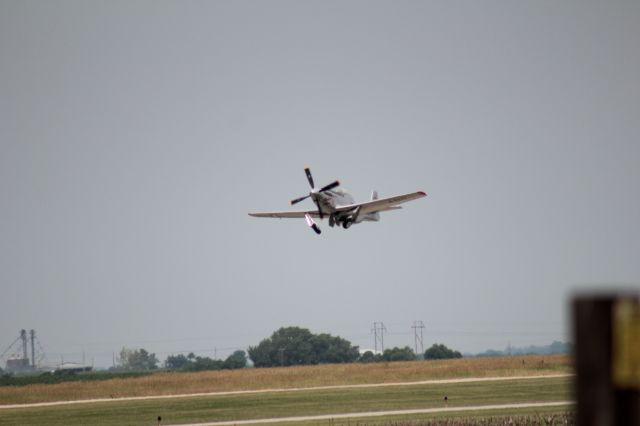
(290, 195), (310, 205)
(290, 167), (340, 232)
(289, 167), (340, 208)
(304, 167), (314, 189)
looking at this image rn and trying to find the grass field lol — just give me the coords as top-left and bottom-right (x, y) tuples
(0, 355), (573, 425)
(0, 354), (570, 405)
(0, 376), (571, 426)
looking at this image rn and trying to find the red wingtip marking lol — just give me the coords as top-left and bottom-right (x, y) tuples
(418, 191), (427, 196)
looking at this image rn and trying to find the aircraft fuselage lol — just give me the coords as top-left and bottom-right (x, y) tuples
(311, 189), (379, 228)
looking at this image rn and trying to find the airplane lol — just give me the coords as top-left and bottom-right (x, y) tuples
(248, 167), (427, 234)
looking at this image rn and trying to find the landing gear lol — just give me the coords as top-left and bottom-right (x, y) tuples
(330, 215), (353, 229)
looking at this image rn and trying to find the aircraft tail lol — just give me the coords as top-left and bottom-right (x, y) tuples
(367, 190), (380, 222)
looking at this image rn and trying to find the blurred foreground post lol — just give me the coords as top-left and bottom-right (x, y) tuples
(573, 293), (640, 425)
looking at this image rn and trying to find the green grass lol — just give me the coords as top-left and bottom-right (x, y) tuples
(0, 376), (571, 426)
(0, 371), (153, 387)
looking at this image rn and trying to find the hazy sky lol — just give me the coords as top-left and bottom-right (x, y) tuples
(1, 1), (639, 367)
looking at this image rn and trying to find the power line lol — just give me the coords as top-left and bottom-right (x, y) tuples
(371, 322), (387, 353)
(0, 335), (22, 360)
(1, 329), (46, 371)
(412, 320), (425, 356)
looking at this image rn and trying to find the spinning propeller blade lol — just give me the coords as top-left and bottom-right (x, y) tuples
(319, 180), (340, 193)
(290, 195), (310, 205)
(304, 167), (314, 189)
(291, 167), (341, 230)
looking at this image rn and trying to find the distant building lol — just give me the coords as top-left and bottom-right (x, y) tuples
(5, 357), (32, 373)
(53, 362), (93, 374)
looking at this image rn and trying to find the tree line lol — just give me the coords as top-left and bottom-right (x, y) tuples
(113, 347), (248, 372)
(113, 326), (462, 372)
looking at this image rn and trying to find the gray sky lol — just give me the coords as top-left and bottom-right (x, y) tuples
(1, 1), (639, 367)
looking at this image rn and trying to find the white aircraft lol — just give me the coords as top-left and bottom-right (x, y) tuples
(248, 167), (427, 234)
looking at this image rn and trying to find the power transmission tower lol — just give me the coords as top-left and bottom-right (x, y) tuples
(412, 321), (425, 357)
(372, 322), (387, 353)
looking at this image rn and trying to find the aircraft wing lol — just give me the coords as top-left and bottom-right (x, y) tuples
(249, 191), (426, 219)
(248, 210), (322, 219)
(335, 191), (427, 216)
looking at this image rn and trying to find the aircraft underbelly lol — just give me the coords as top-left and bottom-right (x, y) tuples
(319, 198), (336, 212)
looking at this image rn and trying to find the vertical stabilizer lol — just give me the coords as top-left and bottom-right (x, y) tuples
(367, 190), (381, 222)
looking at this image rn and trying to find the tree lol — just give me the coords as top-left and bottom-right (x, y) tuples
(248, 327), (315, 367)
(223, 350), (247, 369)
(424, 343), (462, 360)
(382, 346), (417, 362)
(164, 351), (247, 372)
(311, 333), (360, 364)
(248, 327), (359, 367)
(358, 351), (379, 363)
(185, 356), (224, 371)
(165, 353), (194, 370)
(118, 348), (159, 371)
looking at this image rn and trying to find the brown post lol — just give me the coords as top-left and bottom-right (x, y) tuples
(573, 293), (640, 426)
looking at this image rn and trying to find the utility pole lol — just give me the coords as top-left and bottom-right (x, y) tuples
(30, 330), (36, 369)
(412, 321), (425, 357)
(372, 322), (387, 353)
(372, 323), (378, 353)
